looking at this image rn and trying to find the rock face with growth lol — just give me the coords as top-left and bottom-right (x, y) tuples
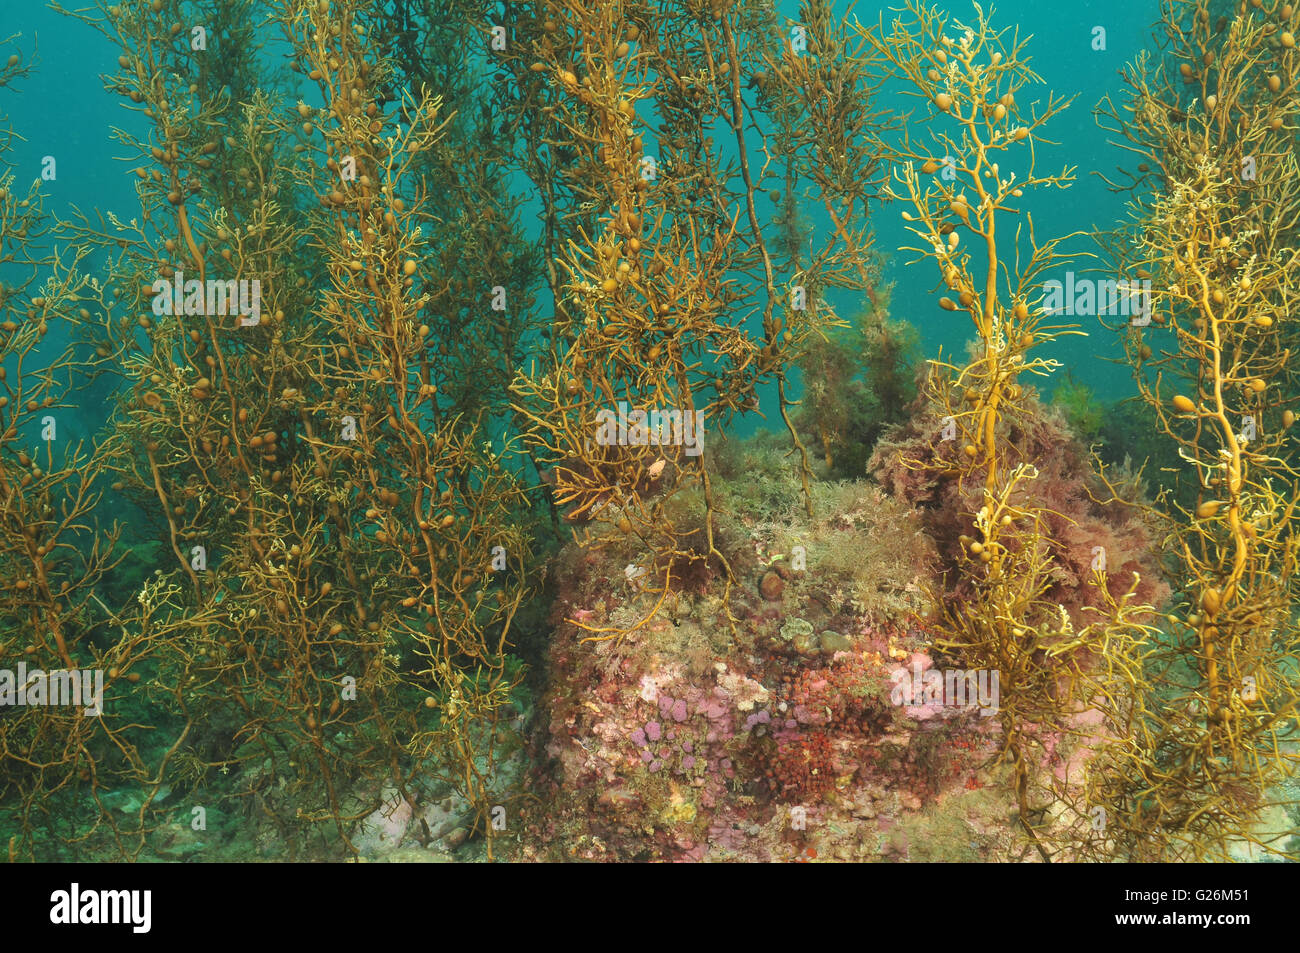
(517, 442), (1028, 862)
(869, 391), (1170, 628)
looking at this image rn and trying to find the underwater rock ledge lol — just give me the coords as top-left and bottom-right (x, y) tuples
(516, 440), (1047, 862)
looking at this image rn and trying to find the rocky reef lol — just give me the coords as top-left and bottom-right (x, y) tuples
(516, 436), (1123, 862)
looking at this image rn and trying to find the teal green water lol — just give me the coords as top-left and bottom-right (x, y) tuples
(3, 0), (1160, 437)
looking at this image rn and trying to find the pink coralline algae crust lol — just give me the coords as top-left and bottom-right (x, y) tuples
(624, 690), (740, 792)
(525, 596), (1013, 863)
(519, 485), (1016, 863)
